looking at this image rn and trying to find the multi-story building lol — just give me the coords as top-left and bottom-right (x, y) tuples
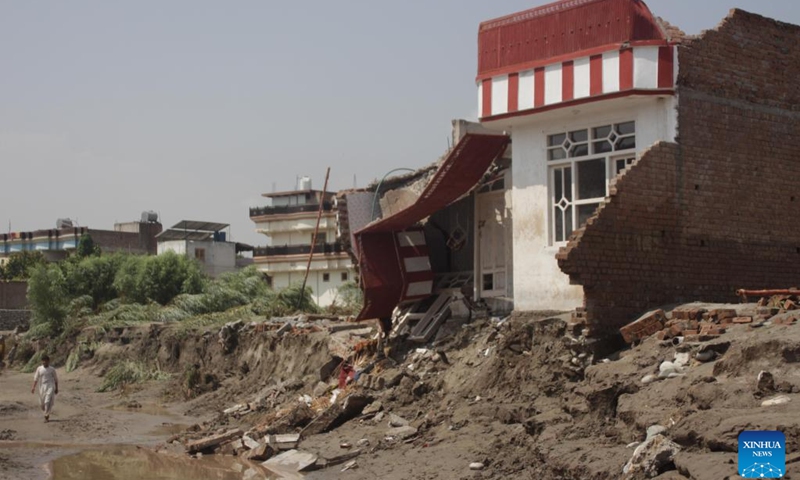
(250, 177), (353, 307)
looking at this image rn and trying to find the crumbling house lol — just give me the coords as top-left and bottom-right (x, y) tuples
(342, 0), (800, 339)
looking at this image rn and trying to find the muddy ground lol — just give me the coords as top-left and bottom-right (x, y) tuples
(2, 304), (799, 479)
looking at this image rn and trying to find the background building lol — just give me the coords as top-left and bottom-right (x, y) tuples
(0, 213), (163, 262)
(250, 177), (353, 307)
(156, 220), (249, 278)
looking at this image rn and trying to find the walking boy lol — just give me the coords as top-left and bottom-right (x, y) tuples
(31, 355), (58, 422)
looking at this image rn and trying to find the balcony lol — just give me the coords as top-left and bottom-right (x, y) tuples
(253, 242), (345, 258)
(249, 202), (333, 218)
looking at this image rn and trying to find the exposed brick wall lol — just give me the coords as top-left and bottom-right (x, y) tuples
(0, 281), (28, 310)
(0, 310), (30, 330)
(88, 223), (162, 255)
(557, 10), (800, 336)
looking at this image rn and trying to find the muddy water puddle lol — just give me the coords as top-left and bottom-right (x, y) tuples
(48, 446), (280, 480)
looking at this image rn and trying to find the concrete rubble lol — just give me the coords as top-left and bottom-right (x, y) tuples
(149, 291), (800, 479)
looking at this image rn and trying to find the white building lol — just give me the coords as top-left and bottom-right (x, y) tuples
(475, 0), (678, 311)
(345, 0), (680, 326)
(250, 177), (353, 307)
(156, 221), (239, 278)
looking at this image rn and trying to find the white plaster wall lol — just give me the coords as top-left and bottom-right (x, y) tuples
(254, 215), (337, 238)
(509, 96), (676, 311)
(260, 268), (354, 307)
(633, 46), (660, 89)
(518, 70), (535, 110)
(544, 64), (562, 105)
(573, 57), (591, 99)
(602, 50), (620, 93)
(491, 75), (509, 116)
(157, 240), (237, 278)
(477, 81), (483, 117)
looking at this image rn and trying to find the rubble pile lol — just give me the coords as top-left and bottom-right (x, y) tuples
(620, 293), (799, 345)
(143, 299), (800, 479)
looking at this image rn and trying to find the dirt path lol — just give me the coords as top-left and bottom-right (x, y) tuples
(0, 366), (198, 480)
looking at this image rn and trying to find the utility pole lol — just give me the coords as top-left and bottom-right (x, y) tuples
(298, 167), (330, 309)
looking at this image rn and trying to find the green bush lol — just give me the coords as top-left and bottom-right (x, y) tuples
(62, 254), (126, 308)
(114, 252), (205, 305)
(1, 251), (46, 280)
(27, 264), (69, 337)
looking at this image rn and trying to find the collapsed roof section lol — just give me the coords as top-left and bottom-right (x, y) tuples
(353, 133), (510, 321)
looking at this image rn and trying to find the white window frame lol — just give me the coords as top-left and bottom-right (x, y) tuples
(547, 121), (637, 245)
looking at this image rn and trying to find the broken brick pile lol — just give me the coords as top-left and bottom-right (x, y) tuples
(620, 295), (799, 344)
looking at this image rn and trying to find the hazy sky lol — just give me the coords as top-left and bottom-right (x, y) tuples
(2, 0), (799, 246)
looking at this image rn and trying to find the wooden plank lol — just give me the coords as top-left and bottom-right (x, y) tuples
(410, 294), (452, 342)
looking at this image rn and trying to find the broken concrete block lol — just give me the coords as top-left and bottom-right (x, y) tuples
(186, 429), (243, 454)
(262, 449), (318, 475)
(223, 404), (247, 415)
(388, 413), (409, 428)
(641, 374), (659, 385)
(694, 351), (716, 362)
(242, 435), (261, 450)
(245, 443), (275, 462)
(620, 310), (667, 344)
(646, 425), (667, 441)
(761, 395), (790, 407)
(469, 462), (485, 470)
(673, 353), (690, 368)
(311, 450), (362, 470)
(276, 322), (293, 336)
(386, 425), (418, 440)
(300, 393), (373, 437)
(622, 434), (681, 478)
(268, 434), (300, 450)
(362, 401), (383, 415)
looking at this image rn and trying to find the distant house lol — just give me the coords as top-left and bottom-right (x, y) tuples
(250, 177), (354, 307)
(0, 213), (163, 262)
(156, 220), (250, 278)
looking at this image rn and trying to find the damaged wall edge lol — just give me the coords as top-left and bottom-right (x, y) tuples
(556, 8), (800, 337)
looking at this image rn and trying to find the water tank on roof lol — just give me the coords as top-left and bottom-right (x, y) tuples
(298, 176), (312, 191)
(56, 218), (73, 229)
(141, 211), (159, 223)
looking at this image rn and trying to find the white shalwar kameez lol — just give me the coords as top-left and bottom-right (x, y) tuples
(33, 365), (58, 417)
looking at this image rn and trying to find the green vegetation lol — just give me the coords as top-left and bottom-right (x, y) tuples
(326, 280), (363, 316)
(0, 251), (46, 280)
(25, 249), (320, 340)
(98, 360), (171, 392)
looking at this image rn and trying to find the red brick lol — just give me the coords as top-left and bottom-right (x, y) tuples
(732, 317), (752, 324)
(708, 309), (737, 322)
(620, 309), (667, 344)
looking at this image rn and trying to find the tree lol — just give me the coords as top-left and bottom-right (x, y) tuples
(27, 264), (68, 336)
(113, 252), (205, 305)
(75, 233), (101, 258)
(62, 254), (126, 308)
(1, 251), (46, 280)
